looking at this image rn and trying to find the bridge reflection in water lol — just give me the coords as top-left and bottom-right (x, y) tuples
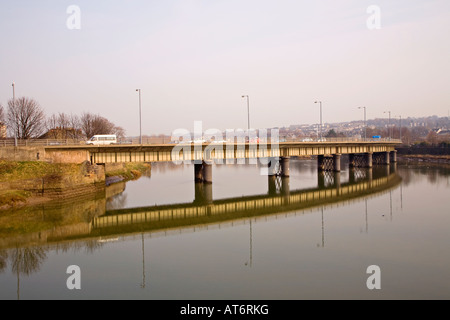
(91, 164), (401, 239)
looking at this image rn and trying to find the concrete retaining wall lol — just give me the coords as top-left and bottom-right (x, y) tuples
(0, 147), (90, 163)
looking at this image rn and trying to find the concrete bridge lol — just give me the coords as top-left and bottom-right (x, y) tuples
(36, 138), (401, 182)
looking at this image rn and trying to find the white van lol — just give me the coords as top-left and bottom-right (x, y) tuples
(86, 134), (117, 145)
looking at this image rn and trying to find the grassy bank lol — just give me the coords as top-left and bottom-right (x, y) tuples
(105, 162), (151, 181)
(0, 161), (80, 182)
(0, 161), (151, 210)
(0, 190), (32, 208)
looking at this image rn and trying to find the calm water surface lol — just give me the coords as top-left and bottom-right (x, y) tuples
(0, 159), (449, 300)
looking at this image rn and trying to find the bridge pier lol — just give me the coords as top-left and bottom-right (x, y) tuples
(348, 153), (373, 168)
(390, 150), (397, 163)
(318, 154), (341, 172)
(194, 163), (203, 183)
(333, 154), (341, 172)
(373, 152), (390, 165)
(365, 153), (373, 168)
(194, 161), (213, 184)
(349, 154), (355, 168)
(267, 157), (279, 176)
(280, 157), (290, 177)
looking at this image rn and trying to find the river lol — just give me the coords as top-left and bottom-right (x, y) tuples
(0, 159), (449, 300)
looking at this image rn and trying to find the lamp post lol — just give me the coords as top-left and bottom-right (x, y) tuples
(242, 95), (250, 131)
(358, 106), (366, 140)
(136, 89), (142, 144)
(384, 110), (391, 140)
(397, 115), (402, 141)
(314, 101), (322, 141)
(12, 82), (17, 145)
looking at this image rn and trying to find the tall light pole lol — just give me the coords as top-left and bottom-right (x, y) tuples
(136, 89), (142, 144)
(12, 82), (17, 145)
(242, 95), (250, 131)
(384, 111), (391, 140)
(358, 106), (366, 140)
(397, 115), (402, 141)
(315, 101), (322, 140)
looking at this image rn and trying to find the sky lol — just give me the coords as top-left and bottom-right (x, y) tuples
(0, 0), (449, 136)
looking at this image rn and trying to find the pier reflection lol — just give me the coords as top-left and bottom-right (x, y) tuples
(0, 163), (402, 297)
(94, 164), (401, 239)
(0, 164), (401, 252)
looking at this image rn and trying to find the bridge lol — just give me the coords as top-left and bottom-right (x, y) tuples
(0, 137), (401, 183)
(49, 138), (400, 181)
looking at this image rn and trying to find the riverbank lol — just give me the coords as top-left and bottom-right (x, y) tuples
(397, 154), (450, 165)
(0, 161), (151, 211)
(105, 162), (151, 185)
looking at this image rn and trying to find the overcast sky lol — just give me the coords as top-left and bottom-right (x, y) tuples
(1, 0), (449, 136)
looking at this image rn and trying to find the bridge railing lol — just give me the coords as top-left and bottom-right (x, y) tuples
(0, 138), (86, 147)
(0, 137), (402, 147)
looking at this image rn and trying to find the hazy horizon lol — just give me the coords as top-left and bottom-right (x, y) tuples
(1, 0), (449, 136)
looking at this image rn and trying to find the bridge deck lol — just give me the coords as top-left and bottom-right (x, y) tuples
(42, 140), (400, 164)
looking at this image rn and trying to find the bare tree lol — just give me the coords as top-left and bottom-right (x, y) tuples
(45, 112), (84, 139)
(7, 97), (46, 139)
(113, 126), (126, 139)
(0, 104), (5, 124)
(80, 112), (121, 138)
(45, 113), (59, 138)
(68, 113), (82, 139)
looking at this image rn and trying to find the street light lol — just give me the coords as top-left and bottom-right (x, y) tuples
(314, 101), (322, 141)
(396, 115), (402, 141)
(242, 95), (250, 131)
(358, 106), (366, 140)
(136, 89), (142, 144)
(384, 110), (391, 140)
(12, 82), (17, 145)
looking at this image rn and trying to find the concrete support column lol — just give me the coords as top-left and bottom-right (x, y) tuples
(390, 150), (397, 163)
(318, 155), (325, 172)
(365, 153), (373, 168)
(280, 157), (290, 177)
(202, 161), (213, 184)
(194, 163), (203, 183)
(267, 157), (278, 176)
(195, 161), (213, 183)
(333, 154), (341, 172)
(348, 154), (355, 168)
(383, 152), (390, 165)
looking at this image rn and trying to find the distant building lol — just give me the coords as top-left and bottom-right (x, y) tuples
(0, 124), (6, 138)
(40, 127), (83, 139)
